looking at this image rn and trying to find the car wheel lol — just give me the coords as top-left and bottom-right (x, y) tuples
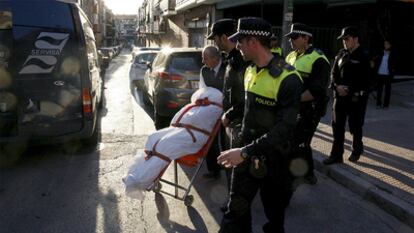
(62, 117), (100, 155)
(83, 123), (99, 147)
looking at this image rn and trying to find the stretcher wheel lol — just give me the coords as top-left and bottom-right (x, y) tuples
(153, 182), (162, 193)
(184, 195), (194, 206)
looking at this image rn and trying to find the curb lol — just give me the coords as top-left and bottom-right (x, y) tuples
(313, 153), (414, 230)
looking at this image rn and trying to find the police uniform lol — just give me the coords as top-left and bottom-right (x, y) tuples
(221, 47), (250, 148)
(325, 27), (372, 164)
(220, 17), (303, 233)
(284, 23), (331, 182)
(207, 19), (250, 149)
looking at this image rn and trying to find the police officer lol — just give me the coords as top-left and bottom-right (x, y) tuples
(323, 26), (372, 165)
(217, 17), (303, 233)
(207, 19), (249, 149)
(285, 23), (330, 184)
(270, 34), (283, 56)
(207, 18), (250, 212)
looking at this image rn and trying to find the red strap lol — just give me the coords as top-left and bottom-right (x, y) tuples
(174, 97), (223, 124)
(194, 97), (223, 108)
(177, 119), (222, 166)
(172, 123), (211, 136)
(144, 140), (172, 163)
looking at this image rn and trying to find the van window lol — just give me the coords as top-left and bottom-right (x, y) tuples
(11, 2), (73, 30)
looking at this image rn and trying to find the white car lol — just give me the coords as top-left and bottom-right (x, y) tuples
(131, 47), (161, 60)
(130, 50), (159, 90)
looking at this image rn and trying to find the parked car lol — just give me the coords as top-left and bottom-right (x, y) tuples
(0, 0), (103, 162)
(129, 50), (158, 90)
(132, 46), (161, 59)
(143, 48), (202, 129)
(97, 50), (108, 77)
(99, 47), (114, 60)
(98, 48), (111, 70)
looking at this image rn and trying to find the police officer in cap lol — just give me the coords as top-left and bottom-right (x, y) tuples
(207, 19), (249, 149)
(323, 26), (372, 165)
(217, 17), (302, 233)
(285, 23), (330, 185)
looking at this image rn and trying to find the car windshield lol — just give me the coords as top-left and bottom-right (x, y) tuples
(134, 53), (156, 64)
(169, 52), (202, 73)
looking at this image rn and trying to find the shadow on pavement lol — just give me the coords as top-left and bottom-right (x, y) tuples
(155, 193), (208, 233)
(0, 95), (122, 233)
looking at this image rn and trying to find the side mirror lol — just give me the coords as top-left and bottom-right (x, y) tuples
(146, 61), (152, 70)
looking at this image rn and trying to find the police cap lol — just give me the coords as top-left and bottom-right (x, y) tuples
(284, 23), (313, 38)
(228, 17), (272, 43)
(337, 26), (359, 40)
(207, 19), (237, 40)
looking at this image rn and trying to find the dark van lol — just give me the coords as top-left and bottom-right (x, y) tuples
(0, 0), (103, 159)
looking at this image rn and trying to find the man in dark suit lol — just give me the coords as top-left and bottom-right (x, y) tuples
(200, 45), (227, 179)
(200, 45), (226, 91)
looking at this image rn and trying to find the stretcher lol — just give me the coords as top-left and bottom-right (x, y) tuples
(144, 98), (222, 206)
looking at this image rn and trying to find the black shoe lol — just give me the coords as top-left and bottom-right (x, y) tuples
(323, 157), (343, 165)
(304, 174), (318, 185)
(202, 171), (220, 180)
(348, 153), (361, 162)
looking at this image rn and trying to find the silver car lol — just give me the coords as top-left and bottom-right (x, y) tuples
(143, 48), (202, 129)
(130, 50), (158, 90)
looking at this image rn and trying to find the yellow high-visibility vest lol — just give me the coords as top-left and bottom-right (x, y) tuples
(286, 48), (329, 79)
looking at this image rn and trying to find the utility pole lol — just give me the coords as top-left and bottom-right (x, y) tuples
(281, 0), (293, 56)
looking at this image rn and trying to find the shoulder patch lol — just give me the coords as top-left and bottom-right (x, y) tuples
(269, 65), (283, 78)
(268, 58), (283, 78)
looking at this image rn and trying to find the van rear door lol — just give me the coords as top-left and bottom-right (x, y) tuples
(0, 1), (83, 138)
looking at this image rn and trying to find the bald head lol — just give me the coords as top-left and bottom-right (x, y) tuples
(202, 45), (221, 69)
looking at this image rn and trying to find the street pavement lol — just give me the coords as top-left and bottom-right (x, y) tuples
(312, 79), (414, 230)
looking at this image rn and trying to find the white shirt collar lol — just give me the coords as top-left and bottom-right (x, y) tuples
(212, 59), (222, 75)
